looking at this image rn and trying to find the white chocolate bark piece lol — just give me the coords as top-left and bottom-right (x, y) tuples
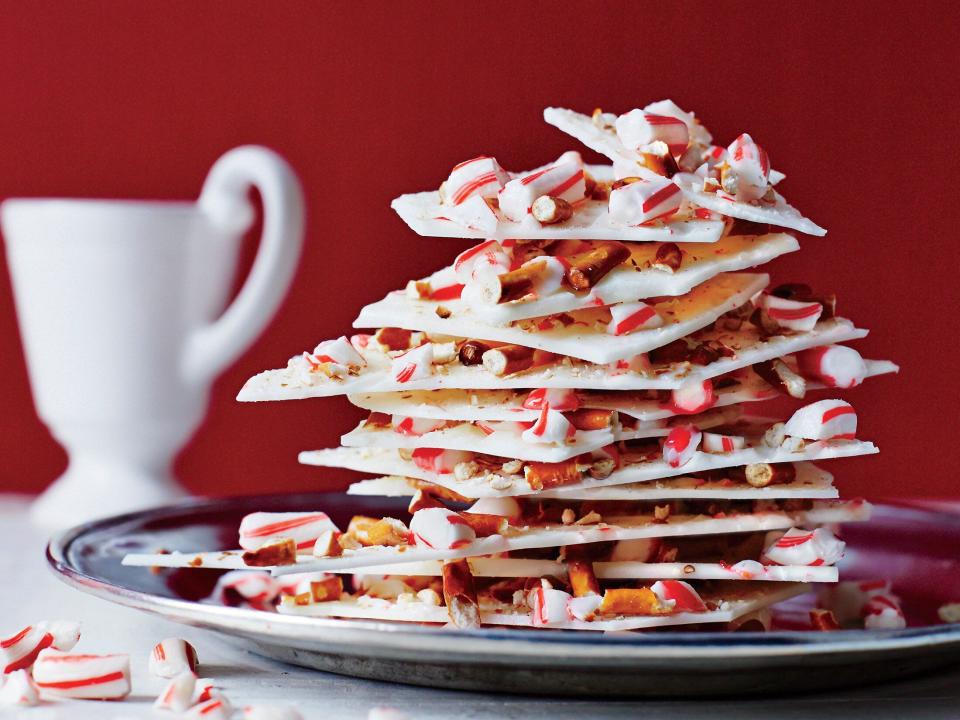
(348, 358), (897, 423)
(340, 407), (737, 464)
(237, 318), (868, 400)
(125, 501), (869, 575)
(278, 582), (807, 631)
(543, 108), (825, 236)
(413, 234), (798, 326)
(121, 550), (836, 583)
(300, 436), (878, 498)
(348, 461), (837, 501)
(354, 273), (768, 365)
(278, 500), (870, 574)
(392, 185), (725, 245)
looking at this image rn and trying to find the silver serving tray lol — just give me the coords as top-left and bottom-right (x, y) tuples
(47, 493), (960, 697)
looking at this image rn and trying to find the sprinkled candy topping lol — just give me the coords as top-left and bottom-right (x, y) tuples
(239, 512), (339, 552)
(783, 399), (857, 440)
(498, 154), (586, 222)
(650, 580), (707, 613)
(796, 345), (867, 388)
(607, 301), (664, 336)
(663, 424), (702, 468)
(442, 156), (509, 206)
(615, 110), (690, 157)
(608, 176), (683, 226)
(762, 527), (846, 567)
(410, 508), (476, 550)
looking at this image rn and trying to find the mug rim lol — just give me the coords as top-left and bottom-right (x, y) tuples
(2, 197), (198, 215)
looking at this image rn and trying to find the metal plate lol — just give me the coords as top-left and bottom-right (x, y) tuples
(47, 494), (960, 697)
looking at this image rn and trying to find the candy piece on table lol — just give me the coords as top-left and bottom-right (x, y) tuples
(149, 637), (199, 678)
(1, 625), (54, 674)
(796, 345), (867, 388)
(211, 571), (281, 611)
(442, 156), (509, 206)
(32, 649), (131, 700)
(783, 399), (857, 440)
(521, 406), (576, 445)
(651, 580), (707, 613)
(243, 705), (305, 720)
(522, 387), (579, 412)
(757, 293), (823, 332)
(498, 156), (586, 222)
(0, 669), (39, 706)
(410, 508), (476, 550)
(615, 109), (690, 157)
(702, 432), (746, 454)
(239, 511), (339, 551)
(663, 424), (702, 468)
(666, 378), (716, 414)
(529, 582), (573, 626)
(466, 497), (522, 523)
(368, 707), (411, 720)
(391, 342), (434, 384)
(154, 670), (197, 713)
(391, 415), (447, 436)
(411, 447), (472, 474)
(607, 300), (664, 335)
(186, 696), (233, 719)
(39, 620), (81, 652)
(194, 678), (219, 704)
(762, 527), (846, 566)
(608, 176), (682, 226)
(723, 133), (770, 201)
(453, 240), (511, 283)
(863, 594), (907, 630)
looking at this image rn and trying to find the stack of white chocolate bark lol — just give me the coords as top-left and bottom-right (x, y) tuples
(128, 101), (901, 632)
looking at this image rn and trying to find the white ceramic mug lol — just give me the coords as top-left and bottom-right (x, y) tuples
(2, 146), (304, 529)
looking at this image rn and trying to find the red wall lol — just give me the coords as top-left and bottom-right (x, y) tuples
(0, 3), (955, 499)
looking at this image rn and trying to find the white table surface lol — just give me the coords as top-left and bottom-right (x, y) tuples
(2, 495), (959, 720)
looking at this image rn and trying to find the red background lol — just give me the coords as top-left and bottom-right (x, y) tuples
(0, 3), (955, 499)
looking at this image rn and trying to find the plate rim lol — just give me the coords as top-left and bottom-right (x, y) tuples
(46, 493), (960, 664)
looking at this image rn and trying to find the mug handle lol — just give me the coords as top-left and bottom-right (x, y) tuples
(183, 145), (305, 384)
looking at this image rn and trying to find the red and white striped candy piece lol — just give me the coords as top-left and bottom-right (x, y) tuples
(443, 193), (499, 234)
(757, 293), (823, 332)
(498, 157), (586, 222)
(528, 584), (573, 626)
(644, 99), (713, 147)
(566, 594), (603, 622)
(665, 378), (716, 414)
(615, 109), (690, 157)
(1, 625), (54, 674)
(521, 406), (576, 445)
(727, 559), (766, 579)
(651, 580), (707, 613)
(818, 579), (891, 624)
(607, 301), (664, 336)
(32, 649), (131, 700)
(609, 537), (661, 562)
(453, 240), (511, 283)
(154, 670), (197, 713)
(608, 176), (683, 226)
(702, 432), (746, 454)
(243, 705), (305, 720)
(306, 336), (365, 378)
(783, 399), (857, 440)
(186, 696), (233, 720)
(149, 637), (199, 679)
(762, 527), (846, 566)
(608, 352), (652, 374)
(466, 497), (522, 523)
(410, 447), (471, 475)
(863, 594), (906, 630)
(391, 342), (434, 384)
(40, 621), (81, 653)
(725, 133), (771, 201)
(239, 511), (339, 552)
(194, 678), (219, 704)
(523, 387), (579, 412)
(663, 424), (702, 468)
(410, 508), (476, 550)
(391, 415), (446, 436)
(796, 345), (867, 388)
(0, 670), (39, 706)
(443, 156), (510, 206)
(522, 255), (568, 299)
(212, 571), (281, 611)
